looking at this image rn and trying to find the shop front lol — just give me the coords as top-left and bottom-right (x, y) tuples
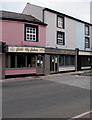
(78, 51), (92, 70)
(5, 46), (45, 77)
(46, 48), (76, 74)
(2, 45), (91, 79)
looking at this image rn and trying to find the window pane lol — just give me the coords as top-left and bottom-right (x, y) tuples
(57, 16), (64, 28)
(65, 56), (69, 66)
(27, 55), (35, 67)
(17, 54), (25, 68)
(70, 56), (75, 65)
(10, 54), (15, 68)
(85, 25), (89, 35)
(25, 25), (38, 42)
(6, 54), (8, 68)
(59, 55), (64, 66)
(57, 32), (65, 45)
(85, 37), (90, 48)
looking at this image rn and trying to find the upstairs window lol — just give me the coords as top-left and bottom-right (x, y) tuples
(57, 31), (65, 45)
(85, 37), (90, 48)
(25, 24), (38, 42)
(57, 15), (64, 28)
(85, 25), (89, 35)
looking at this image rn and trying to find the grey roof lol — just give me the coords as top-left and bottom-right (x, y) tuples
(0, 10), (47, 26)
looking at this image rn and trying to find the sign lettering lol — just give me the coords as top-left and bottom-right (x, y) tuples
(8, 46), (45, 53)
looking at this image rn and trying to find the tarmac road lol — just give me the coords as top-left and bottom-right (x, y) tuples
(2, 73), (91, 119)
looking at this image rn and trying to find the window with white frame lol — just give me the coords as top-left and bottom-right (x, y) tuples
(85, 37), (90, 48)
(85, 25), (89, 35)
(57, 31), (65, 45)
(57, 15), (64, 28)
(25, 24), (38, 42)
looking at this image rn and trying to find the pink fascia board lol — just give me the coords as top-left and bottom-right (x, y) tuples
(5, 68), (36, 75)
(1, 20), (46, 47)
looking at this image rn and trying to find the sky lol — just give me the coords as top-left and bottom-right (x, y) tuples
(0, 0), (92, 23)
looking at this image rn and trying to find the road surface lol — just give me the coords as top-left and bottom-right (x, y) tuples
(2, 72), (91, 119)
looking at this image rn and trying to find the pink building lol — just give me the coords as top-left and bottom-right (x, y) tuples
(0, 11), (47, 79)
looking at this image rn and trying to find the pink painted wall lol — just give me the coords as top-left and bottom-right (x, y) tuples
(5, 68), (36, 75)
(1, 20), (46, 47)
(0, 20), (2, 41)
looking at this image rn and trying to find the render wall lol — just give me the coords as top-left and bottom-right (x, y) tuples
(44, 10), (76, 50)
(22, 3), (92, 52)
(1, 20), (46, 47)
(22, 3), (44, 21)
(90, 1), (92, 23)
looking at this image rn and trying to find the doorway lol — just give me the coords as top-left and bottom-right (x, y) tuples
(50, 56), (58, 72)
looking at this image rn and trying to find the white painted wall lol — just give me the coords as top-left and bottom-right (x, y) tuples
(90, 1), (92, 23)
(22, 3), (44, 21)
(22, 3), (91, 51)
(65, 17), (76, 50)
(90, 1), (92, 50)
(44, 10), (76, 50)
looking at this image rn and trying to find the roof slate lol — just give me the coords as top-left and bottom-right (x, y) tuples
(0, 10), (47, 26)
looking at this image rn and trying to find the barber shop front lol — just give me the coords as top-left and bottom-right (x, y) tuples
(5, 46), (45, 77)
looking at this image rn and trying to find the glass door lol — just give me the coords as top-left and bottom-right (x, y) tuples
(50, 56), (58, 72)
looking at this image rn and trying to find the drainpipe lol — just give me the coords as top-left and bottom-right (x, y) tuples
(75, 48), (79, 71)
(42, 9), (45, 23)
(0, 42), (6, 80)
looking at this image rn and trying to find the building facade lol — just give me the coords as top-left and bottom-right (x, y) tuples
(90, 1), (92, 24)
(0, 3), (92, 79)
(23, 3), (92, 72)
(0, 11), (47, 79)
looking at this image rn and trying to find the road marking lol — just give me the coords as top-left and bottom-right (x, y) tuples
(70, 110), (92, 119)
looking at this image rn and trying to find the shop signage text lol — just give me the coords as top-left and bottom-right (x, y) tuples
(60, 50), (76, 55)
(79, 51), (92, 56)
(8, 46), (45, 53)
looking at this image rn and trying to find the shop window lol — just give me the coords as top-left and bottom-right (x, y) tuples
(57, 31), (65, 45)
(81, 57), (91, 68)
(11, 54), (15, 68)
(59, 55), (75, 66)
(25, 24), (38, 42)
(57, 15), (64, 28)
(6, 54), (36, 69)
(5, 54), (9, 68)
(59, 55), (64, 66)
(17, 54), (25, 68)
(65, 56), (70, 66)
(70, 56), (75, 65)
(27, 55), (35, 67)
(6, 54), (9, 68)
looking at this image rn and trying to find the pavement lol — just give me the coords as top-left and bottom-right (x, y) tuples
(0, 69), (91, 82)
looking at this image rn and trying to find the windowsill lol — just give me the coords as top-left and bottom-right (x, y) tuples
(25, 40), (38, 42)
(5, 67), (36, 70)
(59, 65), (75, 67)
(57, 44), (65, 46)
(57, 26), (64, 29)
